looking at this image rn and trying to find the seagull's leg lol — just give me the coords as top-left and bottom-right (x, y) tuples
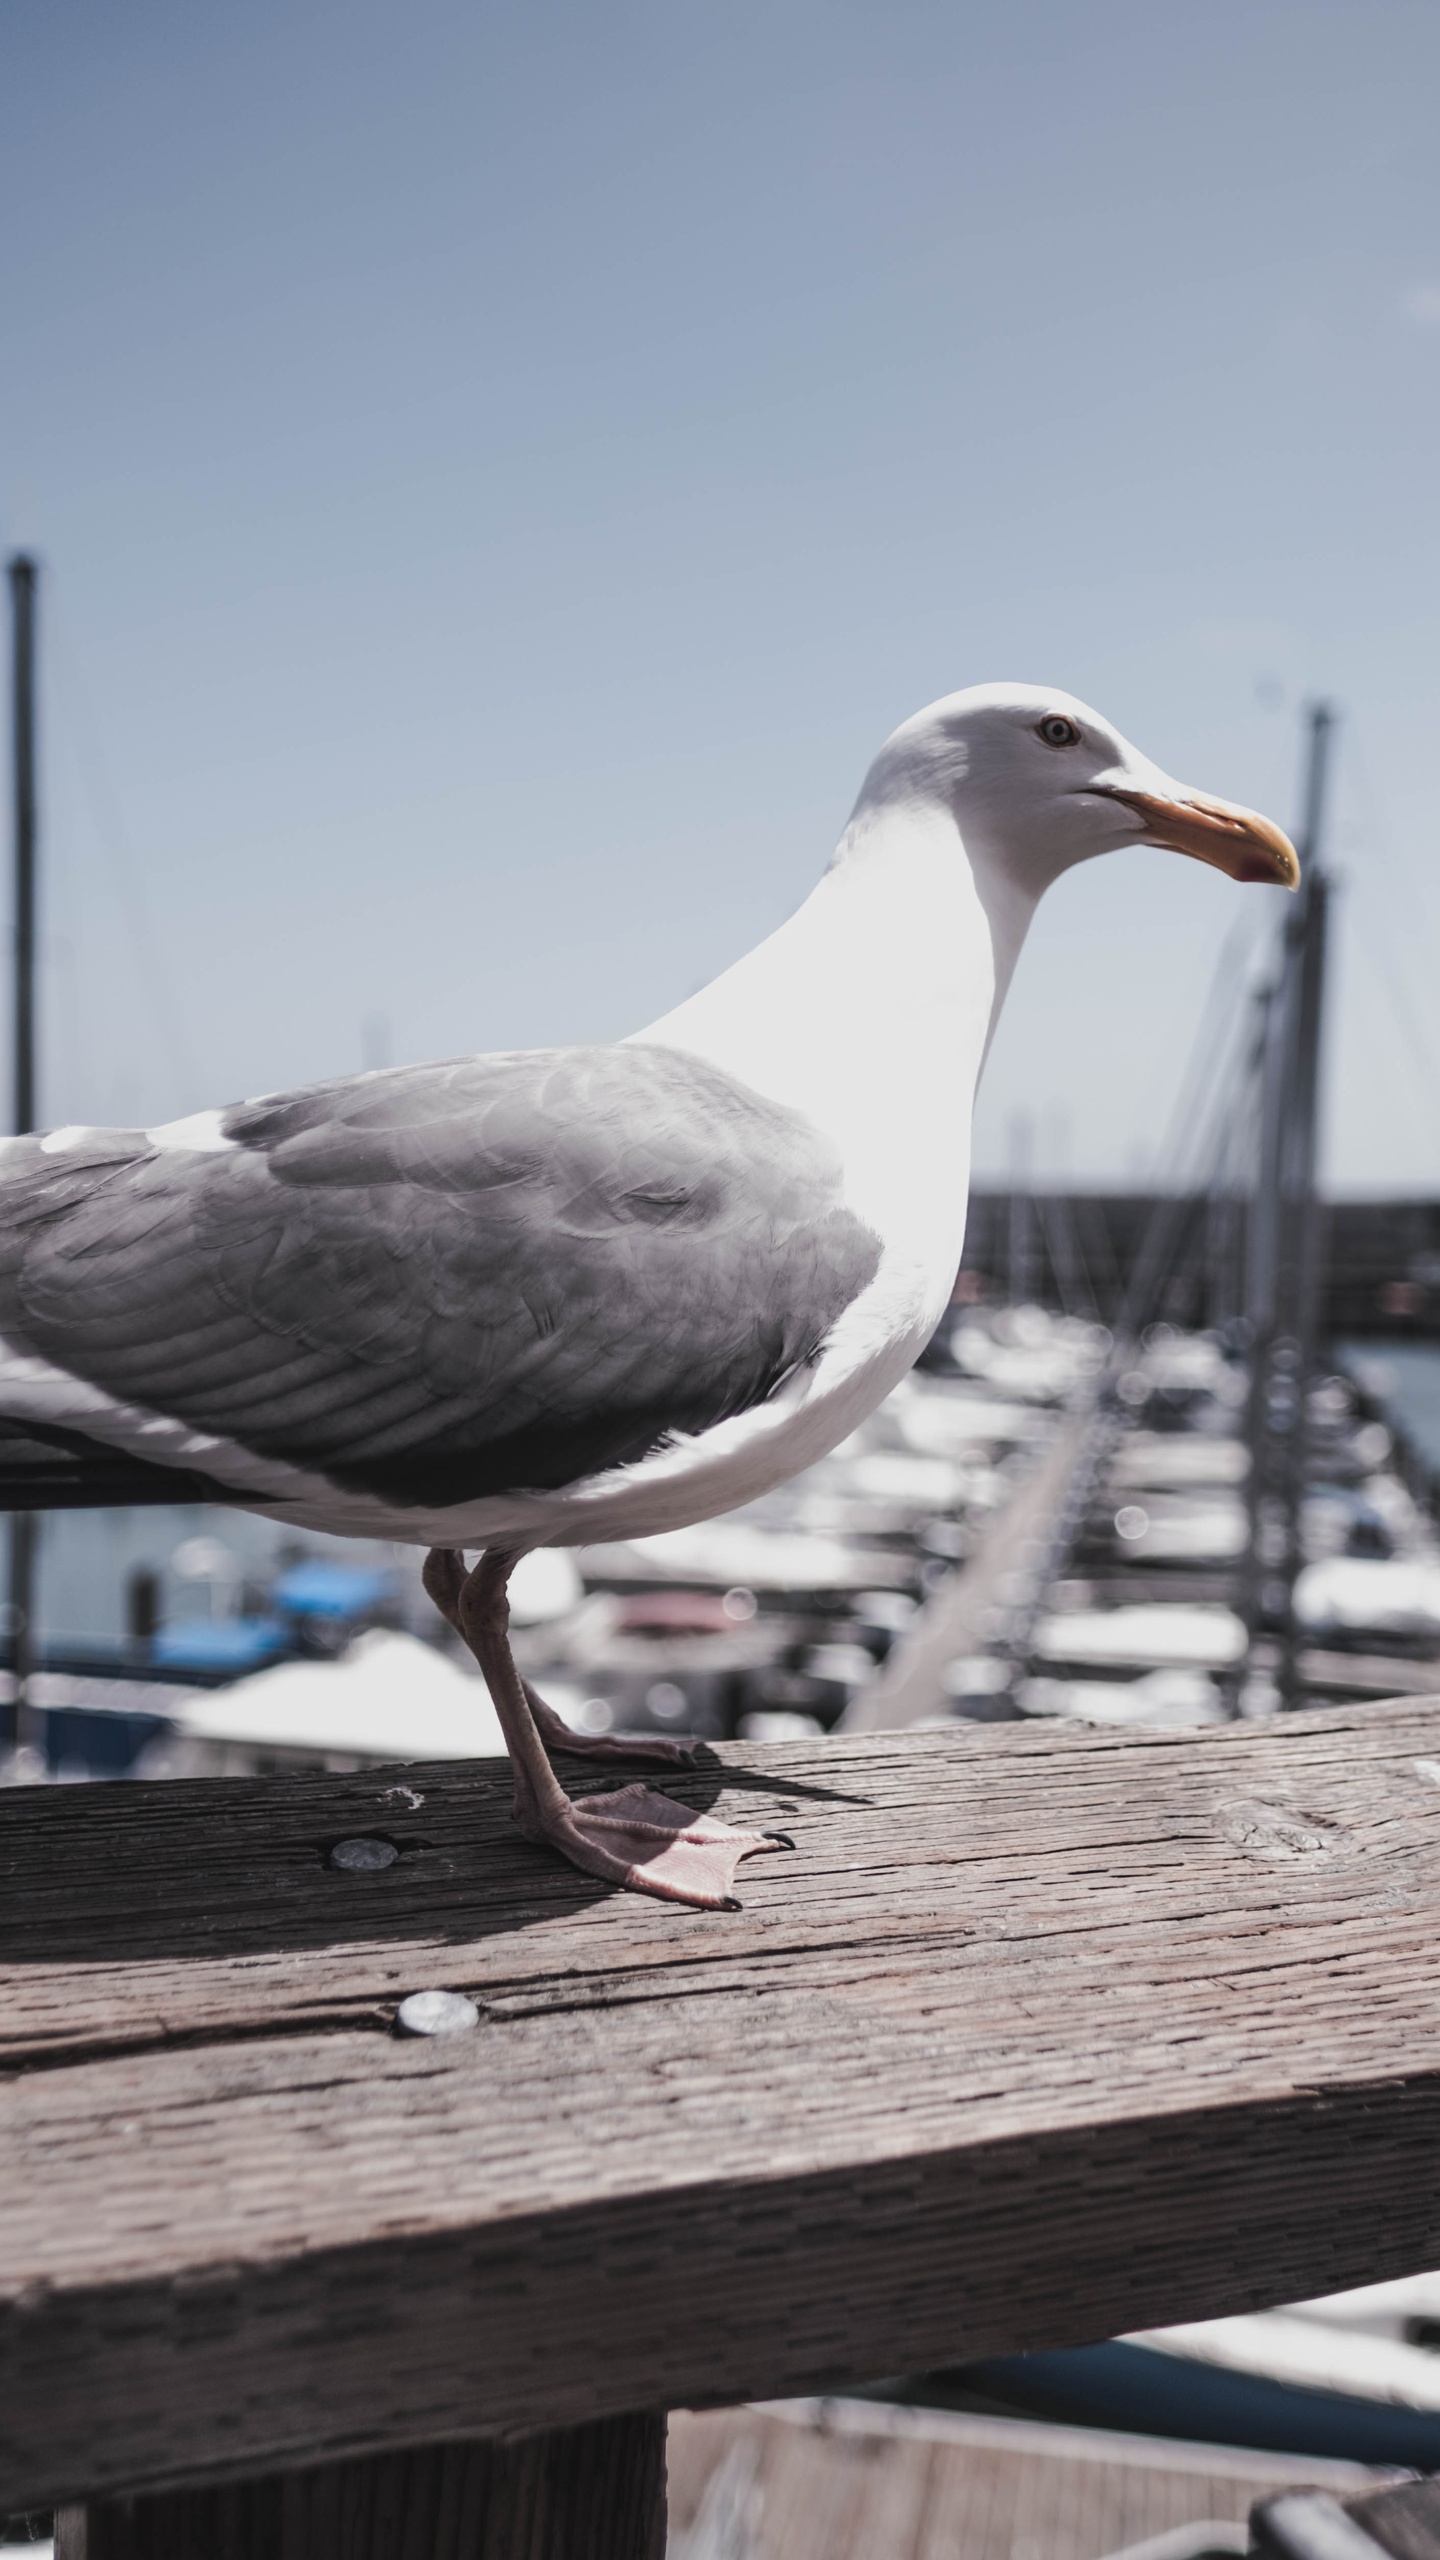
(420, 1549), (693, 1762)
(423, 1546), (787, 1910)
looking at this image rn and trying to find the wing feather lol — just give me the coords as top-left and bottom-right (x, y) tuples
(0, 1047), (882, 1508)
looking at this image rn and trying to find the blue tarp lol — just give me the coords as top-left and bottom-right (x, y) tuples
(154, 1617), (287, 1672)
(963, 2344), (1440, 2467)
(271, 1562), (392, 1620)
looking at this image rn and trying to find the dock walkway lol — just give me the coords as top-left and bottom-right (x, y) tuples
(669, 2400), (1397, 2560)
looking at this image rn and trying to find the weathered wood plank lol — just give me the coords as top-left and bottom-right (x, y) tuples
(4, 1705), (1440, 2510)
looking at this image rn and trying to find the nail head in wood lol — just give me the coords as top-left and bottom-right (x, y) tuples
(330, 1838), (399, 1872)
(396, 1989), (479, 2036)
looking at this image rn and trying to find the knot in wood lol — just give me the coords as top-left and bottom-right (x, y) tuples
(1216, 1796), (1347, 1860)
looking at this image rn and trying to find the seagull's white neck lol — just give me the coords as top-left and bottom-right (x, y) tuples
(630, 794), (1038, 1310)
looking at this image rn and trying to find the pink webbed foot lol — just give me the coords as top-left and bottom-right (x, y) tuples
(523, 1681), (698, 1770)
(518, 1781), (793, 1910)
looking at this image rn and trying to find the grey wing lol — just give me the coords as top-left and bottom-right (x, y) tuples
(0, 1047), (882, 1511)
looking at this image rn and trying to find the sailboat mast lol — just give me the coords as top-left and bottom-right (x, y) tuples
(7, 555), (39, 1761)
(1236, 701), (1335, 1713)
(10, 557), (36, 1141)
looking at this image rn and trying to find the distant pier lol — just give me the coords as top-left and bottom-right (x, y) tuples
(961, 1190), (1440, 1340)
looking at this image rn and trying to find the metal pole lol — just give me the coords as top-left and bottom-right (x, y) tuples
(1282, 709), (1337, 1644)
(11, 557), (36, 1140)
(7, 556), (39, 1767)
(1235, 703), (1334, 1715)
(1008, 1112), (1034, 1308)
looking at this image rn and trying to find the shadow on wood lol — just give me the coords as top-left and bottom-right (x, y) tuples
(0, 1748), (868, 1974)
(55, 2416), (665, 2560)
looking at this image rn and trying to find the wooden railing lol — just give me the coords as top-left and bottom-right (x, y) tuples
(5, 1701), (1440, 2552)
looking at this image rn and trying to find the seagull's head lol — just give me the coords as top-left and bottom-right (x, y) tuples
(853, 682), (1299, 900)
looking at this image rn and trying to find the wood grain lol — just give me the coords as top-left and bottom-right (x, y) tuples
(5, 1704), (1440, 2510)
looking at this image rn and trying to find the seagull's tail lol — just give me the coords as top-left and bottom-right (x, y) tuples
(0, 1421), (219, 1510)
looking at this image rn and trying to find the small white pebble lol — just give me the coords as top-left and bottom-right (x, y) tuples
(397, 1990), (479, 2038)
(1414, 1761), (1440, 1788)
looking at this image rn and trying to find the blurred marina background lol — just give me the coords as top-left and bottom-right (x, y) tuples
(5, 1), (1440, 2545)
(0, 0), (1438, 1771)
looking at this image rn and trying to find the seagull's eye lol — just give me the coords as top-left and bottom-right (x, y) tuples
(1037, 715), (1080, 748)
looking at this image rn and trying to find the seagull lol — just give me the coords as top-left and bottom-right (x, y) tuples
(0, 685), (1296, 1906)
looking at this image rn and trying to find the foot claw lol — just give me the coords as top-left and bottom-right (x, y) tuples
(762, 1830), (797, 1849)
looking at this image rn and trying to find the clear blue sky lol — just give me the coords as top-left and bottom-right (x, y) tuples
(2, 0), (1438, 1188)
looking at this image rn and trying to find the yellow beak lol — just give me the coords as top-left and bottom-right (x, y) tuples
(1094, 783), (1300, 889)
